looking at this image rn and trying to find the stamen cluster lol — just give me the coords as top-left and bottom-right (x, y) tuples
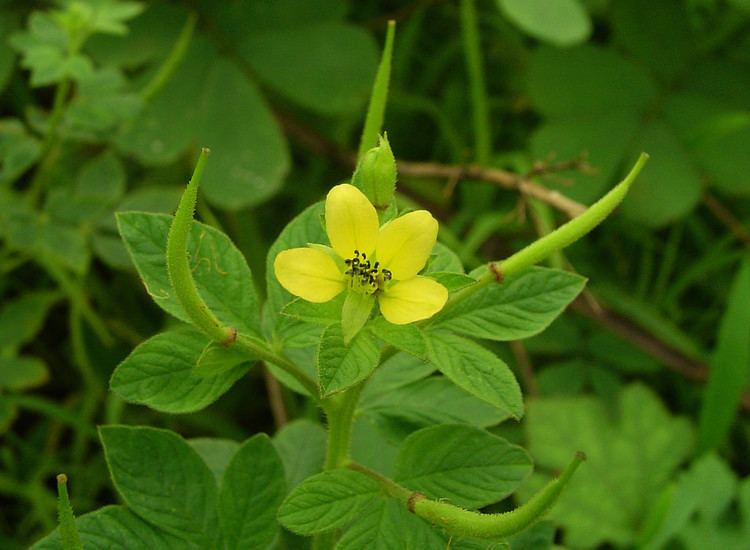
(344, 249), (392, 292)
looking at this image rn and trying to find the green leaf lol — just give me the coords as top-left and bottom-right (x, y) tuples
(0, 291), (57, 349)
(0, 199), (89, 274)
(198, 0), (346, 37)
(31, 505), (195, 550)
(0, 16), (16, 95)
(611, 0), (693, 82)
(10, 12), (71, 86)
(361, 375), (509, 428)
(498, 0), (592, 47)
(200, 1), (374, 114)
(281, 295), (344, 325)
(116, 212), (261, 337)
(530, 112), (640, 203)
(619, 122), (703, 226)
(434, 267), (586, 341)
(317, 324), (380, 397)
(93, 186), (182, 269)
(76, 150), (126, 203)
(0, 355), (48, 390)
(46, 151), (127, 225)
(237, 22), (378, 114)
(360, 352), (436, 398)
(0, 394), (17, 434)
(524, 384), (694, 548)
(194, 341), (253, 378)
(0, 118), (41, 185)
(425, 242), (464, 273)
(83, 1), (145, 36)
(698, 257), (750, 453)
(642, 454), (737, 550)
(507, 520), (555, 550)
(528, 45), (657, 117)
(116, 38), (289, 210)
(665, 90), (750, 195)
(367, 317), (427, 359)
(220, 434), (286, 550)
(110, 327), (249, 413)
(85, 3), (186, 69)
(63, 67), (142, 139)
(426, 272), (477, 293)
(341, 291), (375, 344)
(425, 331), (523, 418)
(277, 469), (380, 535)
(336, 497), (445, 550)
(273, 419), (327, 491)
(189, 438), (240, 485)
(99, 426), (220, 547)
(395, 425), (532, 508)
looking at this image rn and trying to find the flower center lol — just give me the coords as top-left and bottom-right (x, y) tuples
(344, 250), (392, 295)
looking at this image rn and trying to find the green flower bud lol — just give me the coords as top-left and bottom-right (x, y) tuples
(352, 134), (397, 209)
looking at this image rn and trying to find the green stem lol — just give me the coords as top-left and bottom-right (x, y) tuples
(497, 154), (648, 280)
(236, 334), (319, 400)
(350, 453), (584, 540)
(69, 305), (102, 465)
(166, 148), (235, 345)
(56, 474), (83, 550)
(196, 195), (225, 232)
(411, 453), (585, 539)
(140, 12), (197, 102)
(445, 153), (649, 313)
(459, 0), (491, 163)
(312, 384), (365, 550)
(358, 20), (396, 159)
(323, 384), (363, 470)
(528, 199), (566, 270)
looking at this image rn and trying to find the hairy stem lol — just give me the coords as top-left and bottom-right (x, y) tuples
(166, 148), (236, 345)
(358, 21), (396, 159)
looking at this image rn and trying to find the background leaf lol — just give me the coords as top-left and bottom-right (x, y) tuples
(524, 384), (694, 548)
(498, 0), (592, 47)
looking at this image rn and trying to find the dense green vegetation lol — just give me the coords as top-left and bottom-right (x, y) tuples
(1, 1), (749, 548)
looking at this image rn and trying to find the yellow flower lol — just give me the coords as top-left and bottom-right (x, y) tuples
(274, 184), (449, 325)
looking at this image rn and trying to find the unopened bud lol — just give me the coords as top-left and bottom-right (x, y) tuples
(352, 134), (396, 209)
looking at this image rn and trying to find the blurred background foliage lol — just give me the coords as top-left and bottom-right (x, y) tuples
(1, 0), (749, 548)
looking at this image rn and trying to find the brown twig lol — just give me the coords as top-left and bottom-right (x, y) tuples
(510, 340), (538, 397)
(396, 160), (588, 218)
(703, 192), (750, 248)
(570, 295), (750, 410)
(263, 365), (289, 427)
(276, 111), (588, 218)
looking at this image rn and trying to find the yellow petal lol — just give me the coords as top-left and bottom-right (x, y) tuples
(325, 184), (379, 259)
(378, 276), (448, 325)
(376, 210), (438, 280)
(274, 247), (345, 303)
